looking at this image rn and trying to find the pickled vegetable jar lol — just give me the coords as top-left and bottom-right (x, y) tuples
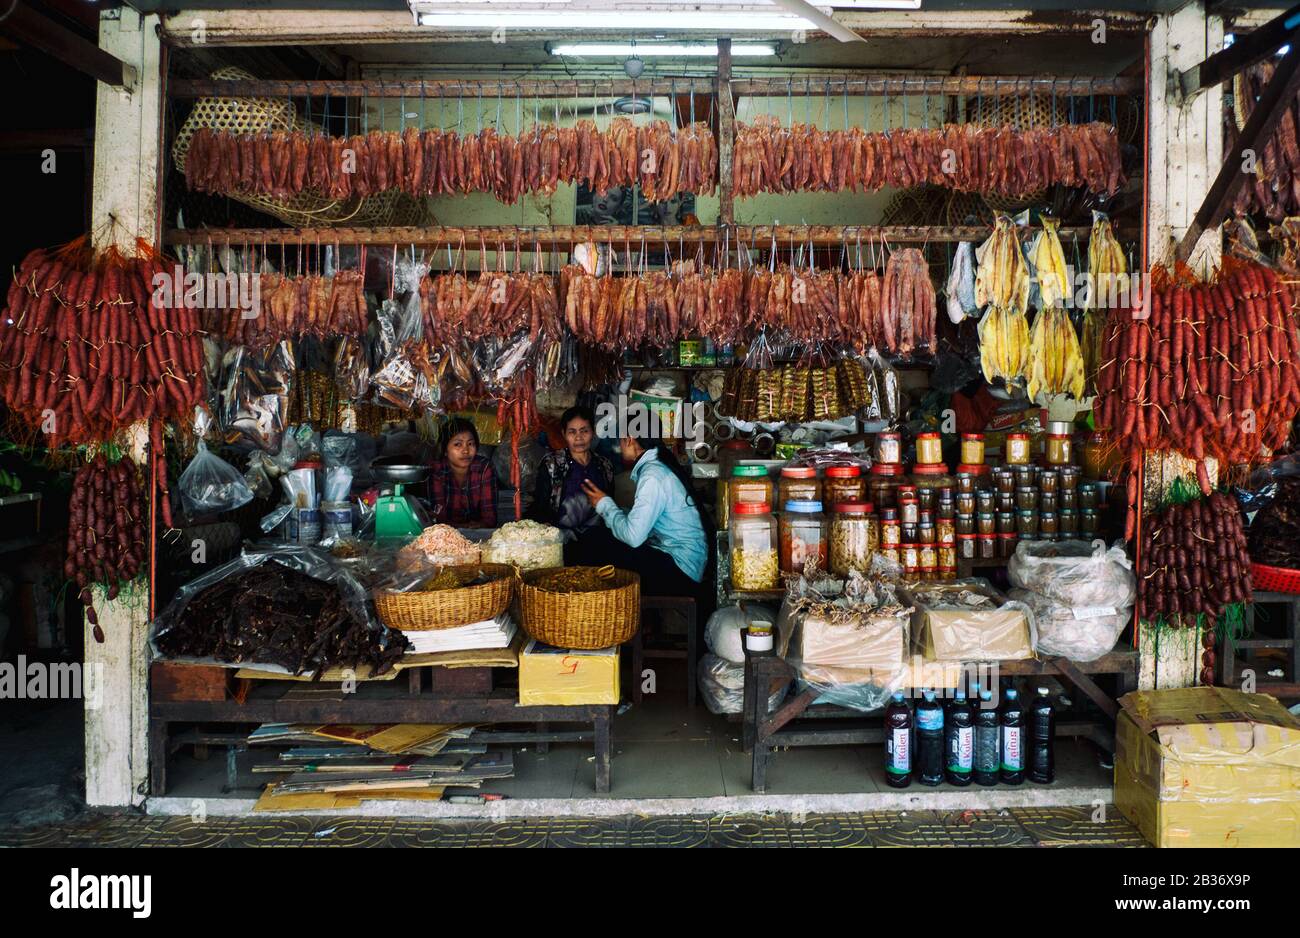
(779, 500), (829, 576)
(869, 462), (906, 509)
(778, 465), (821, 507)
(830, 502), (878, 576)
(824, 464), (866, 507)
(730, 465), (774, 513)
(730, 502), (779, 590)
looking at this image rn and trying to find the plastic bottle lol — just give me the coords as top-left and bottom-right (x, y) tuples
(916, 690), (944, 786)
(1029, 686), (1056, 784)
(973, 689), (1000, 786)
(944, 689), (974, 786)
(883, 690), (913, 788)
(1000, 688), (1025, 785)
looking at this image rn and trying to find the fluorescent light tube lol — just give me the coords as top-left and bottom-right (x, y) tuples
(416, 11), (811, 29)
(548, 42), (776, 56)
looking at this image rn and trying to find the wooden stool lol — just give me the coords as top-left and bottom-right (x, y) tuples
(629, 595), (698, 707)
(1223, 591), (1300, 699)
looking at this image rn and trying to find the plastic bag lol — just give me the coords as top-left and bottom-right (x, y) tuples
(1007, 588), (1129, 662)
(218, 341), (293, 452)
(697, 653), (788, 716)
(1007, 538), (1136, 610)
(902, 578), (1037, 662)
(704, 603), (776, 663)
(178, 442), (255, 517)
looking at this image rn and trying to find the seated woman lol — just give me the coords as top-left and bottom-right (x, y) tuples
(527, 405), (615, 550)
(577, 429), (711, 598)
(427, 417), (497, 528)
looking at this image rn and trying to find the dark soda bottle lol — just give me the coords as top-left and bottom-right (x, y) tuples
(883, 690), (913, 788)
(973, 689), (999, 786)
(945, 689), (973, 786)
(1000, 688), (1024, 785)
(1029, 685), (1056, 783)
(916, 690), (944, 786)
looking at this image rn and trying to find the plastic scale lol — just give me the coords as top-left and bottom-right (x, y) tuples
(374, 483), (424, 541)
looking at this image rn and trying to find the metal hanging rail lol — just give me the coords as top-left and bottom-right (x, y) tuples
(163, 224), (1103, 248)
(168, 75), (1140, 100)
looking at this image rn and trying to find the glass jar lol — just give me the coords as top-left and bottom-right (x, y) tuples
(956, 491), (976, 515)
(1059, 508), (1078, 537)
(1060, 488), (1078, 510)
(1039, 470), (1060, 495)
(977, 512), (996, 536)
(881, 510), (902, 548)
(1016, 486), (1038, 511)
(869, 462), (906, 510)
(958, 533), (978, 560)
(997, 510), (1016, 534)
(1046, 423), (1073, 466)
(730, 502), (779, 590)
(997, 493), (1017, 513)
(1040, 490), (1059, 513)
(938, 545), (957, 571)
(917, 487), (937, 513)
(960, 433), (985, 466)
(1059, 465), (1081, 491)
(911, 465), (955, 508)
(937, 515), (956, 546)
(999, 532), (1019, 558)
(779, 501), (829, 576)
(902, 544), (921, 576)
(1081, 507), (1099, 535)
(1040, 511), (1059, 538)
(937, 496), (955, 520)
(956, 472), (977, 494)
(1016, 509), (1039, 537)
(730, 465), (774, 515)
(978, 536), (998, 559)
(915, 432), (943, 466)
(824, 464), (866, 508)
(1005, 432), (1031, 465)
(919, 544), (939, 577)
(899, 495), (920, 526)
(1079, 484), (1099, 510)
(1084, 433), (1118, 480)
(830, 503), (878, 576)
(994, 469), (1016, 496)
(902, 522), (919, 544)
(919, 519), (936, 545)
(778, 466), (821, 507)
(977, 490), (996, 514)
(956, 513), (976, 536)
(875, 432), (902, 465)
(880, 547), (900, 565)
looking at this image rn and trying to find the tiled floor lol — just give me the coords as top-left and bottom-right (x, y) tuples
(0, 806), (1147, 848)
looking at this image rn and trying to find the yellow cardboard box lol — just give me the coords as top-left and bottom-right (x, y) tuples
(518, 640), (620, 706)
(1114, 687), (1300, 848)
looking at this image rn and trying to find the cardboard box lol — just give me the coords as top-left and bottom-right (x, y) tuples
(798, 612), (907, 674)
(518, 640), (620, 706)
(1114, 687), (1300, 848)
(903, 579), (1034, 661)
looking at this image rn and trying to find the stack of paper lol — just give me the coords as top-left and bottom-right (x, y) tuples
(402, 614), (517, 655)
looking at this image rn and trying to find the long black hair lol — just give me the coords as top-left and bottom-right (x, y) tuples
(627, 430), (716, 544)
(440, 416), (480, 457)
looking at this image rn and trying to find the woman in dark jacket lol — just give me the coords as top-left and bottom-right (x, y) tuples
(527, 405), (614, 546)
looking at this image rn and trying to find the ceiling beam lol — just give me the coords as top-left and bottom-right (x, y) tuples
(1176, 2), (1300, 100)
(1176, 42), (1300, 262)
(0, 2), (135, 88)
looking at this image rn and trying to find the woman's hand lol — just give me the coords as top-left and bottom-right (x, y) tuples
(581, 479), (609, 509)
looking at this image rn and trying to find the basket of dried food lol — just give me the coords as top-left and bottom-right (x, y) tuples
(374, 563), (516, 631)
(519, 565), (641, 650)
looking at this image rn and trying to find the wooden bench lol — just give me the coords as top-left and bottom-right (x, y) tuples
(150, 678), (616, 795)
(1221, 590), (1300, 699)
(740, 642), (1138, 793)
(628, 594), (698, 707)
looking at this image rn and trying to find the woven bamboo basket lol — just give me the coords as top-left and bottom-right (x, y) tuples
(519, 566), (641, 650)
(172, 67), (429, 228)
(374, 563), (516, 631)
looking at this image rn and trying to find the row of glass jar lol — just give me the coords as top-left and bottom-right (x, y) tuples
(729, 500), (880, 590)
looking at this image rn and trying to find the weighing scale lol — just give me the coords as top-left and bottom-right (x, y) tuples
(374, 482), (424, 541)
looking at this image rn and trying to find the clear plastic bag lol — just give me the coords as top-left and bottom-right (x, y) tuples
(704, 602), (777, 663)
(178, 442), (255, 518)
(218, 341), (293, 452)
(697, 653), (788, 716)
(1007, 538), (1136, 609)
(1007, 587), (1129, 662)
(901, 578), (1037, 662)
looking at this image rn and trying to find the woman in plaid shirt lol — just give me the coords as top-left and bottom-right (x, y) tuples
(428, 417), (497, 527)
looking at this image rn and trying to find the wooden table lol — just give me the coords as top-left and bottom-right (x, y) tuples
(150, 679), (616, 795)
(1221, 590), (1300, 699)
(740, 645), (1138, 793)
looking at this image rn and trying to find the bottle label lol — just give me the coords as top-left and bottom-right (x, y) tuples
(917, 708), (943, 731)
(887, 727), (911, 774)
(1002, 726), (1023, 771)
(947, 726), (973, 772)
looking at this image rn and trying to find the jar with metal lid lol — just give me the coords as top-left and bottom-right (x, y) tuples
(997, 510), (1016, 534)
(937, 498), (955, 521)
(958, 533), (978, 559)
(729, 502), (779, 590)
(899, 495), (920, 526)
(939, 544), (957, 568)
(901, 544), (921, 576)
(956, 491), (976, 515)
(1013, 465), (1035, 490)
(936, 515), (956, 546)
(956, 472), (977, 494)
(997, 492), (1016, 513)
(977, 512), (996, 536)
(1017, 509), (1039, 537)
(1059, 508), (1078, 537)
(911, 464), (955, 505)
(880, 547), (900, 565)
(1005, 432), (1032, 465)
(869, 462), (906, 509)
(977, 490), (996, 514)
(1040, 511), (1059, 538)
(1060, 488), (1078, 510)
(978, 535), (998, 559)
(1083, 433), (1118, 480)
(994, 470), (1016, 495)
(956, 513), (976, 536)
(830, 503), (878, 576)
(730, 465), (774, 515)
(919, 518), (936, 545)
(919, 544), (939, 577)
(998, 532), (1019, 558)
(902, 522), (919, 544)
(1016, 486), (1038, 511)
(1078, 484), (1099, 510)
(915, 432), (943, 466)
(1040, 490), (1059, 513)
(1081, 507), (1099, 535)
(824, 464), (866, 508)
(875, 432), (902, 465)
(1039, 469), (1060, 494)
(960, 433), (985, 466)
(1059, 466), (1081, 491)
(1046, 421), (1074, 466)
(917, 487), (936, 513)
(778, 466), (821, 508)
(880, 510), (902, 548)
(779, 501), (829, 576)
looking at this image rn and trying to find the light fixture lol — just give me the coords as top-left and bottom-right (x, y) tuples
(548, 42), (778, 57)
(415, 11), (810, 30)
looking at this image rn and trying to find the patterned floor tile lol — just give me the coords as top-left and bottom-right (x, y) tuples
(1010, 807), (1149, 848)
(386, 819), (474, 848)
(547, 817), (632, 848)
(933, 809), (1034, 847)
(628, 815), (710, 847)
(708, 813), (875, 847)
(461, 820), (551, 848)
(300, 817), (398, 848)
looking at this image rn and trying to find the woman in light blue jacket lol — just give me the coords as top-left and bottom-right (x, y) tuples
(577, 431), (711, 598)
